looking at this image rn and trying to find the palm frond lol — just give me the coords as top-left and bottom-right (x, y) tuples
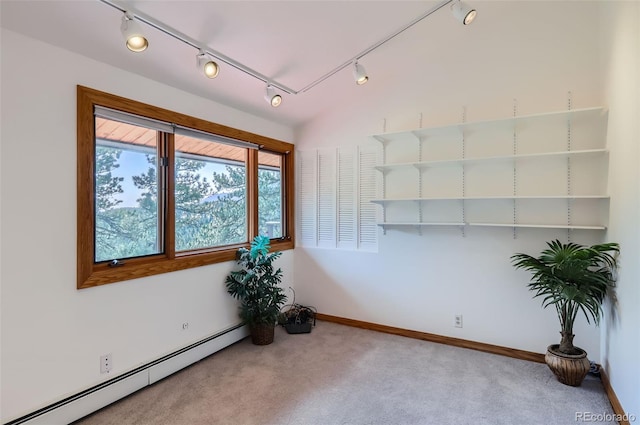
(225, 235), (287, 325)
(511, 239), (618, 341)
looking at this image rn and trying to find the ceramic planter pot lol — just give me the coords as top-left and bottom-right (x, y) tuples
(545, 344), (591, 386)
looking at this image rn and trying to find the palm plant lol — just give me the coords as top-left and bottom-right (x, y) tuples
(225, 235), (287, 327)
(511, 240), (618, 355)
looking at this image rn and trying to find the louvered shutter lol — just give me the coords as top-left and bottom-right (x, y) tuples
(317, 149), (337, 247)
(297, 146), (378, 251)
(337, 147), (357, 249)
(297, 150), (317, 246)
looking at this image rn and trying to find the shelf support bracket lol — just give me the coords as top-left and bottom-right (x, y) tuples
(373, 121), (389, 236)
(567, 91), (572, 242)
(512, 98), (518, 240)
(461, 106), (467, 237)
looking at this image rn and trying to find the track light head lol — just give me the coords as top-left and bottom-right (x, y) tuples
(265, 85), (282, 108)
(121, 12), (148, 52)
(196, 50), (220, 78)
(353, 61), (368, 85)
(451, 0), (477, 25)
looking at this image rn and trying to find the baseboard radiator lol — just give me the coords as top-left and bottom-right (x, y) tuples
(5, 324), (248, 425)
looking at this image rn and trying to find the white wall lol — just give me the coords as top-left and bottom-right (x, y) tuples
(600, 0), (640, 418)
(0, 29), (294, 422)
(295, 1), (607, 362)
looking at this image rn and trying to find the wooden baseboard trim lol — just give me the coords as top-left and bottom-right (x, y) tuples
(600, 369), (631, 425)
(316, 313), (546, 364)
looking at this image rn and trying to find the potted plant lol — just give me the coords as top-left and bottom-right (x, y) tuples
(511, 239), (619, 386)
(225, 235), (287, 345)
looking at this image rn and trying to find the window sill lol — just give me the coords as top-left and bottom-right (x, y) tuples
(78, 240), (294, 289)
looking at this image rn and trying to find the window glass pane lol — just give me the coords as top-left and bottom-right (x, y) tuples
(175, 135), (247, 251)
(258, 151), (283, 239)
(94, 118), (162, 262)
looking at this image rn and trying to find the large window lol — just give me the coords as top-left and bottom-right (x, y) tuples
(78, 86), (294, 289)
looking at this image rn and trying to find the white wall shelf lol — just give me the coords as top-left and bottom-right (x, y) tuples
(377, 222), (606, 230)
(371, 102), (610, 235)
(376, 221), (466, 229)
(467, 223), (606, 230)
(371, 106), (605, 142)
(374, 149), (607, 172)
(372, 195), (609, 204)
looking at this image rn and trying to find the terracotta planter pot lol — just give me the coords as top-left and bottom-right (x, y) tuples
(250, 323), (275, 345)
(545, 344), (591, 386)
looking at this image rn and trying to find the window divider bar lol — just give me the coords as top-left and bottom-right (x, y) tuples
(247, 149), (259, 239)
(165, 133), (176, 259)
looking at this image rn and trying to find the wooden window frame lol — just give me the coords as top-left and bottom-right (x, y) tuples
(77, 85), (294, 289)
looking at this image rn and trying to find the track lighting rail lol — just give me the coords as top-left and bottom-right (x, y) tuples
(99, 0), (297, 94)
(98, 0), (471, 101)
(299, 0), (454, 93)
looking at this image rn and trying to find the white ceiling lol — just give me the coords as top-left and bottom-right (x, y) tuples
(0, 0), (464, 128)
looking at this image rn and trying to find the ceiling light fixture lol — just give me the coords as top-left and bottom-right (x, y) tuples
(120, 11), (148, 52)
(265, 85), (282, 108)
(100, 0), (473, 101)
(451, 0), (477, 25)
(196, 50), (220, 79)
(352, 61), (369, 85)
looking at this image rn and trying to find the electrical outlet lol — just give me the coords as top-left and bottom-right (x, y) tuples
(182, 322), (189, 330)
(454, 314), (463, 328)
(100, 353), (112, 374)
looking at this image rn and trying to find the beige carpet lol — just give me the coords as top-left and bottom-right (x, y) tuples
(74, 321), (615, 425)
